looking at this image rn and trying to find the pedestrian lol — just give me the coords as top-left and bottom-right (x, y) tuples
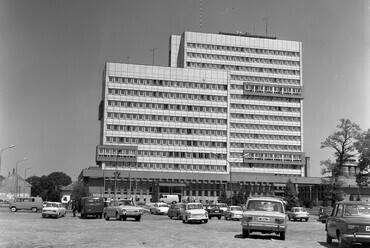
(72, 201), (77, 217)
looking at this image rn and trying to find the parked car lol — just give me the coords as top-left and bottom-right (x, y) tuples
(217, 203), (228, 212)
(9, 196), (43, 212)
(318, 206), (333, 223)
(241, 197), (287, 240)
(159, 194), (180, 204)
(80, 196), (105, 219)
(42, 202), (66, 218)
(103, 199), (143, 221)
(167, 203), (185, 220)
(326, 201), (370, 248)
(182, 203), (208, 224)
(205, 204), (224, 220)
(0, 199), (10, 205)
(287, 207), (310, 221)
(150, 202), (169, 215)
(224, 206), (243, 220)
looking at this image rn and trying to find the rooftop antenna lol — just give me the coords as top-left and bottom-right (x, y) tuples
(263, 16), (272, 36)
(150, 48), (157, 65)
(199, 0), (203, 32)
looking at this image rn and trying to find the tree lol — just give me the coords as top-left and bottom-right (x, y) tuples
(284, 178), (299, 211)
(26, 172), (72, 201)
(71, 180), (89, 207)
(320, 119), (361, 206)
(355, 129), (370, 187)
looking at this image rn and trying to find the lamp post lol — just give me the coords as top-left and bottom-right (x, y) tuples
(0, 145), (15, 176)
(212, 153), (249, 205)
(24, 167), (34, 196)
(15, 158), (27, 197)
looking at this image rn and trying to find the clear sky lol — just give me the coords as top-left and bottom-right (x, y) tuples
(0, 0), (369, 180)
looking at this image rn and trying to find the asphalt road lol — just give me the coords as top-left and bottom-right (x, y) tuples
(0, 206), (364, 248)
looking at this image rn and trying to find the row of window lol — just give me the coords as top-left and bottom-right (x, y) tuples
(108, 88), (227, 102)
(107, 161), (227, 172)
(230, 123), (301, 132)
(230, 143), (301, 151)
(107, 101), (227, 113)
(230, 133), (301, 141)
(108, 77), (227, 91)
(107, 112), (227, 125)
(230, 113), (300, 122)
(245, 85), (302, 96)
(231, 103), (300, 113)
(105, 136), (227, 148)
(187, 42), (300, 57)
(104, 136), (300, 152)
(230, 75), (300, 85)
(187, 62), (300, 76)
(107, 111), (299, 124)
(244, 152), (302, 162)
(107, 125), (227, 136)
(187, 52), (300, 66)
(233, 94), (301, 103)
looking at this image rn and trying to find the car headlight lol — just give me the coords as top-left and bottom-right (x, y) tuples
(348, 225), (359, 231)
(275, 218), (285, 224)
(245, 216), (253, 222)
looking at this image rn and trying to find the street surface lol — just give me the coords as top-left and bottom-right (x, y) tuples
(0, 206), (364, 248)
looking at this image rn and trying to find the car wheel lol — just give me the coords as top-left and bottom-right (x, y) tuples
(280, 231), (286, 240)
(326, 233), (332, 244)
(204, 219), (208, 223)
(116, 212), (121, 221)
(208, 216), (211, 219)
(135, 216), (141, 221)
(169, 215), (173, 219)
(182, 218), (185, 223)
(224, 215), (228, 220)
(10, 207), (17, 212)
(242, 229), (250, 238)
(31, 207), (37, 213)
(305, 218), (309, 222)
(104, 213), (110, 221)
(42, 214), (45, 218)
(217, 216), (221, 220)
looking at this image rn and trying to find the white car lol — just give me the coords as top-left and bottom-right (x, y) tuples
(224, 206), (243, 220)
(150, 202), (169, 215)
(182, 203), (208, 224)
(42, 202), (66, 218)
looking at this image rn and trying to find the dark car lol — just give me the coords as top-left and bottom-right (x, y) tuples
(80, 196), (105, 219)
(167, 203), (185, 220)
(318, 206), (333, 223)
(326, 201), (370, 248)
(205, 204), (224, 220)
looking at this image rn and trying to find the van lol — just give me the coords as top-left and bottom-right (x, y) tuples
(80, 196), (105, 219)
(159, 194), (180, 204)
(9, 197), (43, 212)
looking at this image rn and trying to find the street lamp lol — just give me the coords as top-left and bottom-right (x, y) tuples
(24, 167), (34, 196)
(0, 145), (15, 176)
(212, 152), (249, 206)
(15, 158), (27, 197)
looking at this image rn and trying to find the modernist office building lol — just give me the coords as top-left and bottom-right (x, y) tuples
(79, 31), (322, 202)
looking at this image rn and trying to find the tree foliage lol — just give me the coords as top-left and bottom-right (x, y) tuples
(26, 172), (72, 201)
(284, 178), (299, 211)
(71, 180), (89, 204)
(355, 129), (370, 187)
(320, 119), (361, 205)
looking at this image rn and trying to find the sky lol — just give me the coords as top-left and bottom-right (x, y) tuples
(0, 0), (369, 180)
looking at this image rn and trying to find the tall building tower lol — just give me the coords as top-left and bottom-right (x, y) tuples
(81, 31), (306, 202)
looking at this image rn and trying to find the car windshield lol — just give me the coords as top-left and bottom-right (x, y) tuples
(294, 208), (306, 212)
(158, 203), (168, 207)
(46, 203), (59, 208)
(230, 207), (242, 211)
(246, 200), (283, 213)
(188, 204), (203, 210)
(207, 205), (219, 209)
(344, 203), (370, 217)
(86, 198), (101, 203)
(118, 200), (134, 206)
(218, 203), (228, 207)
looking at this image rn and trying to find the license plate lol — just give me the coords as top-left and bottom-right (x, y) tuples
(366, 226), (370, 231)
(258, 217), (269, 221)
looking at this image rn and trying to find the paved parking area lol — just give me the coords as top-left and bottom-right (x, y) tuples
(0, 206), (363, 248)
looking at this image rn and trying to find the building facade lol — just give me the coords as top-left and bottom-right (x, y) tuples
(80, 31), (316, 203)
